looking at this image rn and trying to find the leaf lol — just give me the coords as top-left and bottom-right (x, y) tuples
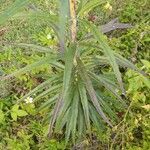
(89, 104), (105, 132)
(7, 43), (56, 53)
(38, 94), (59, 111)
(78, 0), (106, 17)
(11, 112), (17, 121)
(12, 104), (19, 112)
(77, 102), (86, 139)
(141, 59), (150, 69)
(114, 53), (146, 75)
(34, 84), (62, 102)
(0, 0), (29, 25)
(83, 20), (125, 94)
(65, 88), (79, 144)
(78, 80), (91, 132)
(48, 95), (63, 138)
(0, 110), (5, 123)
(77, 57), (113, 127)
(141, 75), (150, 89)
(19, 75), (61, 102)
(55, 83), (75, 132)
(17, 110), (28, 117)
(63, 44), (76, 98)
(0, 55), (57, 81)
(88, 71), (126, 106)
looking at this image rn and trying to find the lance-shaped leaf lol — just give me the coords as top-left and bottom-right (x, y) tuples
(0, 55), (57, 81)
(83, 20), (125, 94)
(78, 80), (91, 133)
(77, 57), (113, 127)
(65, 87), (79, 143)
(78, 0), (106, 17)
(63, 44), (76, 98)
(47, 94), (63, 138)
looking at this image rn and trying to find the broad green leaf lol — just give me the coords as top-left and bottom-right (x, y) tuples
(12, 104), (19, 112)
(11, 112), (17, 121)
(141, 75), (150, 89)
(141, 59), (150, 69)
(17, 110), (28, 117)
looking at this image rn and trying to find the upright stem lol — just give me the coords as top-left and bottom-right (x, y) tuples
(69, 0), (77, 42)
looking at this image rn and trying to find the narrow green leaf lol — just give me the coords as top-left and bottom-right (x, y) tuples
(34, 84), (62, 101)
(0, 0), (29, 25)
(78, 80), (91, 133)
(77, 58), (113, 127)
(18, 75), (61, 102)
(78, 0), (106, 17)
(0, 55), (57, 81)
(63, 44), (76, 98)
(65, 88), (79, 144)
(38, 94), (59, 112)
(48, 95), (63, 138)
(89, 72), (126, 106)
(83, 20), (125, 94)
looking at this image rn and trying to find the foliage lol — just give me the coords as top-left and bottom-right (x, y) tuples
(0, 0), (149, 149)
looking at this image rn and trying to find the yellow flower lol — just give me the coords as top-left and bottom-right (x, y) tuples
(104, 2), (112, 11)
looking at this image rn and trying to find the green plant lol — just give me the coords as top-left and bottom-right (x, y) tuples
(0, 0), (147, 145)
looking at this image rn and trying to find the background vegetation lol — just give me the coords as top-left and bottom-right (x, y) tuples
(0, 0), (149, 149)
